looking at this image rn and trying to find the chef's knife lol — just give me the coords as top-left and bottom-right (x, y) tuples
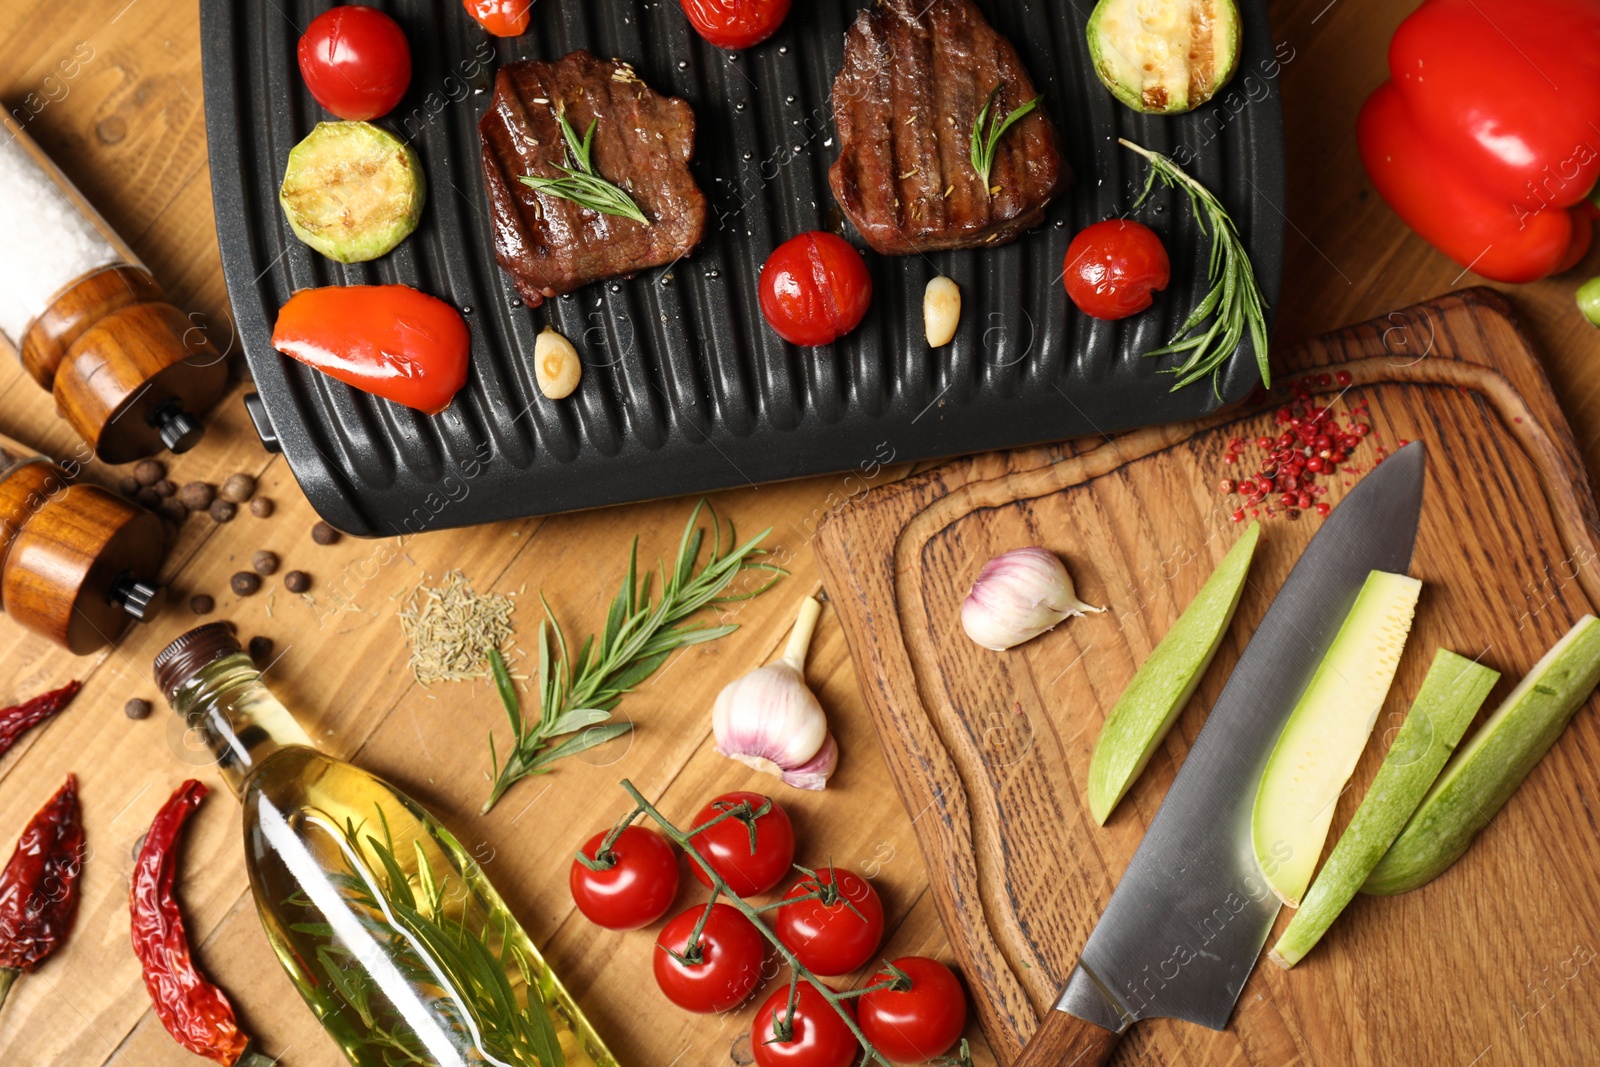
(1013, 441), (1427, 1066)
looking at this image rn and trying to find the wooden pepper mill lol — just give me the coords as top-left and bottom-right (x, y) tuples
(0, 115), (228, 463)
(0, 435), (165, 654)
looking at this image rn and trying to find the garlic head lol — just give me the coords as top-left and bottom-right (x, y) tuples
(961, 547), (1104, 651)
(711, 596), (837, 790)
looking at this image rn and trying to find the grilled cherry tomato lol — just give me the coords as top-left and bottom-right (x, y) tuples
(570, 826), (680, 931)
(857, 957), (968, 1063)
(751, 982), (859, 1067)
(688, 792), (795, 897)
(271, 285), (470, 415)
(681, 0), (793, 50)
(653, 903), (766, 1013)
(462, 0), (532, 36)
(297, 5), (412, 121)
(759, 232), (873, 347)
(774, 867), (884, 976)
(1063, 218), (1171, 321)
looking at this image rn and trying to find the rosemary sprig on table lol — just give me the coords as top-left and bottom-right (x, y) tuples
(520, 113), (650, 225)
(483, 502), (783, 812)
(971, 83), (1040, 188)
(1121, 138), (1271, 394)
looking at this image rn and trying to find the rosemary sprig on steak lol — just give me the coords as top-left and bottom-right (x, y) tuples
(1122, 138), (1271, 394)
(520, 113), (649, 226)
(970, 83), (1041, 188)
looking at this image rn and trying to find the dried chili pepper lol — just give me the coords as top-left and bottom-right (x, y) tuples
(131, 780), (256, 1067)
(0, 775), (84, 1009)
(0, 682), (82, 761)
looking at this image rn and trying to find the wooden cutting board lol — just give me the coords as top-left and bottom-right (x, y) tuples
(814, 288), (1600, 1067)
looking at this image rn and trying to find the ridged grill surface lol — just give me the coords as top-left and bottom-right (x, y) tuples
(202, 0), (1284, 536)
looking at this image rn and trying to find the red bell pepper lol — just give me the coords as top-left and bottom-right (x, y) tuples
(271, 285), (471, 416)
(1358, 0), (1600, 283)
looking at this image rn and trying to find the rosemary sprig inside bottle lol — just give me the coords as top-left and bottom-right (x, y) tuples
(292, 809), (567, 1067)
(520, 112), (650, 226)
(483, 501), (783, 812)
(1120, 138), (1271, 393)
(970, 83), (1040, 189)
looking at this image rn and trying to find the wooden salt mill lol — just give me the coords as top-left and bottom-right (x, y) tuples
(0, 435), (165, 654)
(0, 114), (228, 462)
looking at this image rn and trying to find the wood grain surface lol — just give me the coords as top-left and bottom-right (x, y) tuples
(815, 289), (1600, 1066)
(0, 1), (1597, 1066)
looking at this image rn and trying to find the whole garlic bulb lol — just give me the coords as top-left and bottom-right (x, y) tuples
(712, 596), (837, 790)
(961, 547), (1104, 651)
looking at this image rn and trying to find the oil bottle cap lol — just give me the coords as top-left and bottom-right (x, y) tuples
(153, 622), (242, 702)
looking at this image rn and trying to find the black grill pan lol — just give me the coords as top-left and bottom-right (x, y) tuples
(201, 0), (1284, 536)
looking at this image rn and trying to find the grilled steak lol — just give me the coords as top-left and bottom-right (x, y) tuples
(480, 51), (707, 308)
(829, 0), (1067, 256)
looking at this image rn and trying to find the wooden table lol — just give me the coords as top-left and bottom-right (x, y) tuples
(0, 2), (1595, 1065)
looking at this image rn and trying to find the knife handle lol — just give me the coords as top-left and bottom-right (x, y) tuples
(1010, 1008), (1122, 1067)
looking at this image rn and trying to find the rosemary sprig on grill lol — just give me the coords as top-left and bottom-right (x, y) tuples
(520, 113), (650, 225)
(970, 83), (1040, 188)
(483, 502), (783, 812)
(1120, 138), (1271, 394)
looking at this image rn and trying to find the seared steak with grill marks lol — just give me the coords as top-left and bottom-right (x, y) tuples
(829, 0), (1067, 255)
(480, 51), (707, 308)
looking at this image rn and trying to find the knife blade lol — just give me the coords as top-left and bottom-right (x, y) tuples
(1013, 441), (1426, 1067)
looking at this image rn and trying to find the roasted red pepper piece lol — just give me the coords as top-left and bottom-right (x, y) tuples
(131, 781), (250, 1067)
(463, 0), (532, 37)
(1359, 0), (1600, 282)
(0, 776), (84, 1009)
(0, 682), (82, 763)
(271, 285), (471, 415)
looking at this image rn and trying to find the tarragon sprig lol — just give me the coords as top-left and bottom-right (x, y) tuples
(1121, 138), (1271, 394)
(520, 113), (649, 225)
(970, 83), (1040, 188)
(483, 502), (783, 812)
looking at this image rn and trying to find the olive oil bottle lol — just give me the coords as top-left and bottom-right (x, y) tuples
(154, 623), (615, 1067)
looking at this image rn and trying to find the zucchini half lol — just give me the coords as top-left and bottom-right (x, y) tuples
(279, 121), (426, 264)
(1088, 0), (1242, 115)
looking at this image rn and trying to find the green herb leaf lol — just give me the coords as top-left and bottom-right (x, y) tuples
(519, 113), (649, 226)
(482, 501), (783, 811)
(970, 84), (1041, 189)
(1119, 138), (1271, 394)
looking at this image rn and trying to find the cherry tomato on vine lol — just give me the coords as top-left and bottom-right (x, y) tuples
(1063, 218), (1171, 321)
(857, 957), (968, 1063)
(569, 825), (680, 931)
(751, 982), (860, 1067)
(774, 867), (884, 976)
(297, 5), (412, 121)
(653, 903), (767, 1013)
(462, 0), (532, 37)
(688, 791), (795, 897)
(681, 0), (793, 50)
(759, 232), (874, 347)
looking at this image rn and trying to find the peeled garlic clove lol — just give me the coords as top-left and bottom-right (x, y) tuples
(961, 547), (1104, 651)
(711, 596), (835, 789)
(925, 275), (961, 347)
(535, 326), (582, 399)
